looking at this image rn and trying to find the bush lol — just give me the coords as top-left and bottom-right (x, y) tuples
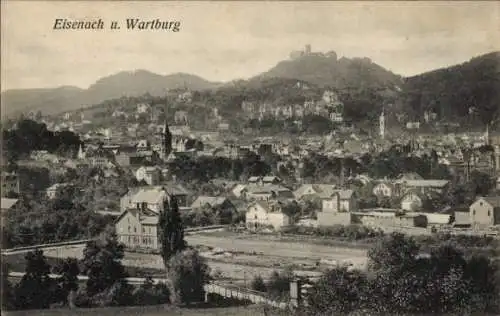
(74, 287), (91, 308)
(307, 267), (370, 315)
(266, 268), (293, 300)
(282, 224), (384, 241)
(88, 280), (134, 307)
(250, 275), (267, 293)
(132, 277), (170, 306)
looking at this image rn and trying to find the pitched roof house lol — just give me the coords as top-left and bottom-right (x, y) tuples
(469, 196), (500, 228)
(245, 201), (291, 231)
(191, 196), (234, 211)
(293, 184), (337, 200)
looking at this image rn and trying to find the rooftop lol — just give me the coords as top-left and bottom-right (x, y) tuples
(1, 198), (18, 210)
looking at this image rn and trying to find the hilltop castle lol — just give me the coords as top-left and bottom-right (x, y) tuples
(289, 45), (338, 61)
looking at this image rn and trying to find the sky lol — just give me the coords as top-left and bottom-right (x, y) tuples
(1, 1), (499, 91)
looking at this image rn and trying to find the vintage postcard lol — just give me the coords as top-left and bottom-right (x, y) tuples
(1, 1), (499, 315)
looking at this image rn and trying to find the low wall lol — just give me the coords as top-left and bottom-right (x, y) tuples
(2, 239), (91, 255)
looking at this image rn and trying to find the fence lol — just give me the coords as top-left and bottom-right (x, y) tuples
(203, 282), (290, 309)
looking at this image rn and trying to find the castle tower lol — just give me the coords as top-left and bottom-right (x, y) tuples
(305, 44), (311, 55)
(379, 108), (385, 140)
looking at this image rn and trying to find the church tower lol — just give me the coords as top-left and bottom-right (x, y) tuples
(379, 108), (385, 140)
(485, 123), (490, 146)
(77, 143), (86, 160)
(161, 120), (172, 160)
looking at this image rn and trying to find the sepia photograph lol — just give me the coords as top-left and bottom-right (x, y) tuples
(1, 1), (499, 315)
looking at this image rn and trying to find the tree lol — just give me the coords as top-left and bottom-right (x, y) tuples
(470, 170), (494, 196)
(281, 202), (301, 220)
(251, 275), (267, 292)
(308, 267), (369, 315)
(1, 261), (14, 310)
(81, 228), (128, 298)
(266, 267), (294, 299)
(158, 195), (187, 267)
(167, 249), (210, 305)
(368, 232), (420, 272)
(14, 249), (54, 309)
(132, 276), (170, 306)
(53, 258), (80, 306)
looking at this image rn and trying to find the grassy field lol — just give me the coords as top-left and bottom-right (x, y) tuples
(3, 304), (269, 316)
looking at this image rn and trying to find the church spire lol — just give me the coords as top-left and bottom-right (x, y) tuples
(162, 114), (172, 160)
(485, 123), (490, 146)
(77, 143), (85, 160)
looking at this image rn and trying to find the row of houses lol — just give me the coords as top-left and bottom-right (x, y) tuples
(114, 180), (500, 251)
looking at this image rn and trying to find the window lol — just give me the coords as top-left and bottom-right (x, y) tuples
(473, 210), (476, 215)
(488, 210), (491, 216)
(134, 227), (137, 233)
(142, 227), (145, 233)
(480, 202), (483, 206)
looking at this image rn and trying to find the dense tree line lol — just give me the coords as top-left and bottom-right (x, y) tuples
(169, 153), (272, 183)
(2, 166), (135, 248)
(305, 233), (499, 315)
(2, 197), (113, 248)
(3, 119), (82, 162)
